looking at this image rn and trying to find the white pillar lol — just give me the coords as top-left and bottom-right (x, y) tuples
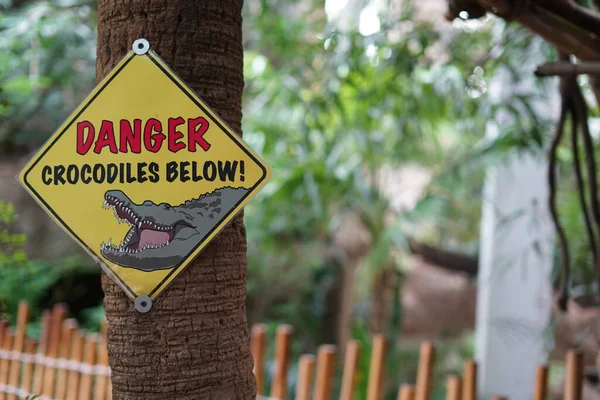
(475, 38), (558, 399)
(476, 151), (555, 399)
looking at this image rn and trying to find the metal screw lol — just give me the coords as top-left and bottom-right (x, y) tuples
(134, 295), (152, 313)
(133, 39), (150, 55)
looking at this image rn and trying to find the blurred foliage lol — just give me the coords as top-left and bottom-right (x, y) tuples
(0, 200), (97, 332)
(0, 200), (24, 316)
(0, 0), (96, 148)
(0, 200), (27, 266)
(1, 0), (599, 398)
(0, 201), (61, 323)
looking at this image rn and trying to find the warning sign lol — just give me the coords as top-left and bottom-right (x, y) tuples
(18, 40), (271, 303)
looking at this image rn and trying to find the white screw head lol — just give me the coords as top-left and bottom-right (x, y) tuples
(133, 39), (150, 55)
(134, 295), (152, 313)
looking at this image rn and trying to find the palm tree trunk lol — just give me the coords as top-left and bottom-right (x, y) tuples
(96, 1), (256, 398)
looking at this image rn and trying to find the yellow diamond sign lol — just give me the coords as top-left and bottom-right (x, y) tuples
(18, 40), (270, 307)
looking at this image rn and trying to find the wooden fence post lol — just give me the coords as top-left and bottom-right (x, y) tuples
(42, 303), (67, 397)
(94, 320), (110, 400)
(271, 325), (293, 400)
(7, 302), (29, 400)
(446, 375), (462, 400)
(104, 318), (112, 400)
(533, 365), (548, 400)
(0, 319), (6, 390)
(33, 310), (51, 396)
(0, 328), (14, 400)
(340, 340), (361, 400)
(366, 335), (388, 400)
(105, 366), (112, 400)
(296, 354), (316, 400)
(251, 324), (267, 396)
(56, 319), (78, 399)
(415, 342), (435, 400)
(21, 339), (37, 397)
(66, 329), (84, 400)
(398, 385), (415, 400)
(78, 333), (98, 400)
(313, 345), (337, 400)
(564, 351), (583, 400)
(462, 361), (477, 400)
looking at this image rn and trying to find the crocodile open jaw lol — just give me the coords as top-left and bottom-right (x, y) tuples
(101, 194), (175, 254)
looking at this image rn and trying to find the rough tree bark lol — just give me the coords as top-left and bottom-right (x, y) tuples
(96, 1), (256, 398)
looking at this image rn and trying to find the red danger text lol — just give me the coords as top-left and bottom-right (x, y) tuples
(76, 117), (211, 155)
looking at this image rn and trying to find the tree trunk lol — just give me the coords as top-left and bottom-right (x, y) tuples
(320, 259), (355, 356)
(369, 266), (397, 334)
(97, 1), (256, 398)
(337, 260), (356, 354)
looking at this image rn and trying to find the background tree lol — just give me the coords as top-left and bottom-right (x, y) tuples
(96, 0), (256, 398)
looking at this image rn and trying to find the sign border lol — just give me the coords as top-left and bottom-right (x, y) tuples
(18, 49), (270, 301)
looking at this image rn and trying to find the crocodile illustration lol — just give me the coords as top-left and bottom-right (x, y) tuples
(99, 186), (249, 271)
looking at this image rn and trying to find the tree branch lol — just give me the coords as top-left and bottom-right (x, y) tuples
(535, 61), (600, 77)
(445, 1), (600, 59)
(548, 80), (571, 311)
(569, 91), (597, 266)
(522, 4), (600, 105)
(542, 1), (600, 38)
(407, 239), (478, 276)
(445, 0), (600, 124)
(570, 79), (600, 289)
(518, 4), (600, 61)
(571, 83), (600, 228)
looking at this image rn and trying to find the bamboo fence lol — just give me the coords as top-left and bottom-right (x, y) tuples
(0, 302), (586, 400)
(0, 302), (110, 400)
(251, 325), (586, 400)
